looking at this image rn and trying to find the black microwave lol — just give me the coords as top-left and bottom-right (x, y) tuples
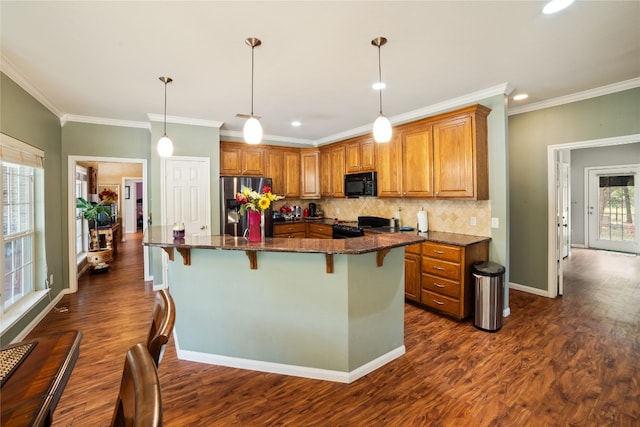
(344, 172), (377, 197)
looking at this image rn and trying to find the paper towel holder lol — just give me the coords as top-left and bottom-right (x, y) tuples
(417, 208), (429, 232)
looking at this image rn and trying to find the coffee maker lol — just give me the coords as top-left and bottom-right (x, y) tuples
(308, 202), (317, 217)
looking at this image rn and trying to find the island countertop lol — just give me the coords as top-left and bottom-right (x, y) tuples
(143, 225), (427, 255)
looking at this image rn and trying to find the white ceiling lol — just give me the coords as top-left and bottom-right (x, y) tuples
(1, 1), (639, 145)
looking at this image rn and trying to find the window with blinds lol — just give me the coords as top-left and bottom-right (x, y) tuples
(1, 133), (44, 315)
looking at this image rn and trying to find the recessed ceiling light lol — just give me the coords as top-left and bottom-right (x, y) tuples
(543, 0), (575, 14)
(372, 82), (386, 90)
(291, 121), (301, 127)
(513, 93), (529, 101)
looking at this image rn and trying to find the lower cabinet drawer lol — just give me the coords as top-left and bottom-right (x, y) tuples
(421, 274), (460, 299)
(421, 290), (460, 318)
(422, 257), (461, 281)
(307, 224), (332, 238)
(278, 231), (306, 238)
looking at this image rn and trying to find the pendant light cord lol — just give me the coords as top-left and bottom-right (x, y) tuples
(250, 45), (255, 116)
(377, 45), (383, 115)
(163, 80), (168, 135)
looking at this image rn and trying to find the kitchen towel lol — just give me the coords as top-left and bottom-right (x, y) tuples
(417, 211), (428, 232)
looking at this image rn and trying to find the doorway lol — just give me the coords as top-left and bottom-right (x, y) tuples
(586, 166), (638, 254)
(67, 156), (148, 293)
(547, 134), (640, 298)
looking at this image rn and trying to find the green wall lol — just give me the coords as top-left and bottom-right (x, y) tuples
(149, 121), (221, 284)
(508, 88), (640, 290)
(1, 72), (63, 343)
(62, 121), (151, 284)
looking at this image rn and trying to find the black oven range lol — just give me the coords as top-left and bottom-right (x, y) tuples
(331, 216), (391, 239)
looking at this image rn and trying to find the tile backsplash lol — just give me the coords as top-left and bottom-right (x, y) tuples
(275, 197), (491, 237)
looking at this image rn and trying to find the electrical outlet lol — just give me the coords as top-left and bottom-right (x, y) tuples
(49, 273), (54, 286)
(491, 217), (500, 228)
(470, 217), (477, 226)
(336, 208), (340, 215)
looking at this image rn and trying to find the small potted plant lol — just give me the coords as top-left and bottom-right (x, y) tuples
(76, 195), (115, 272)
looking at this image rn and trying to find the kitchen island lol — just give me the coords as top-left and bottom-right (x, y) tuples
(143, 226), (425, 383)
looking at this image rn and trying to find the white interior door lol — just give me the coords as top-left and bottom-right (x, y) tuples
(587, 165), (639, 254)
(162, 157), (211, 234)
(554, 152), (567, 296)
(562, 162), (570, 258)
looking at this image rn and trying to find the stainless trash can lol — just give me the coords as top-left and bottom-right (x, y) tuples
(472, 261), (505, 332)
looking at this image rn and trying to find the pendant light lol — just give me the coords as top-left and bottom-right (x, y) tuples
(244, 37), (263, 145)
(371, 37), (392, 143)
(157, 76), (174, 157)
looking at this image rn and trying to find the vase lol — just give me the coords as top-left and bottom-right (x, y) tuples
(247, 210), (262, 242)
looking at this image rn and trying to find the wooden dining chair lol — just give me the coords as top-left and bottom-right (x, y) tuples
(146, 288), (176, 366)
(111, 343), (162, 427)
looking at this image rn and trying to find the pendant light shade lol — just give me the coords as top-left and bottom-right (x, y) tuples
(157, 76), (173, 157)
(373, 114), (392, 143)
(157, 135), (173, 157)
(243, 116), (263, 145)
(244, 37), (263, 145)
(371, 37), (391, 143)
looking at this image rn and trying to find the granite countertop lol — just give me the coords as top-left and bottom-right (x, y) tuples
(277, 220), (491, 247)
(364, 227), (491, 247)
(143, 226), (426, 255)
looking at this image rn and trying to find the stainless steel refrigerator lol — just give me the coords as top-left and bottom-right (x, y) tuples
(220, 176), (273, 238)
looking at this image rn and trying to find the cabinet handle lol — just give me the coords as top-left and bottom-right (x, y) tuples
(433, 282), (445, 288)
(433, 266), (445, 271)
(433, 299), (445, 305)
(433, 250), (445, 254)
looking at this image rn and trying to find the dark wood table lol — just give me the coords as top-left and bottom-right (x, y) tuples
(1, 330), (82, 427)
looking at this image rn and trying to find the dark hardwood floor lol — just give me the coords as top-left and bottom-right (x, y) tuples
(27, 236), (639, 426)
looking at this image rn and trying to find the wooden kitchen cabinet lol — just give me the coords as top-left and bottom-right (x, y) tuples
(376, 132), (403, 197)
(300, 149), (320, 199)
(345, 136), (375, 173)
(307, 223), (332, 239)
(419, 240), (488, 320)
(432, 106), (490, 199)
(404, 243), (422, 302)
(273, 222), (306, 238)
(376, 104), (490, 200)
(265, 147), (301, 197)
(401, 123), (434, 198)
(220, 141), (265, 176)
(320, 144), (345, 198)
(273, 222), (332, 239)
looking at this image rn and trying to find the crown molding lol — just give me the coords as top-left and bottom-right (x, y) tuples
(0, 54), (64, 118)
(61, 114), (151, 130)
(314, 82), (511, 146)
(508, 77), (640, 116)
(147, 113), (224, 129)
(220, 129), (314, 146)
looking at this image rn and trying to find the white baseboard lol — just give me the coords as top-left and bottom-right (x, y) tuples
(173, 332), (405, 383)
(571, 244), (586, 248)
(509, 281), (552, 298)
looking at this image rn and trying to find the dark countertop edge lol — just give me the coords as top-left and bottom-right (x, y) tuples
(144, 229), (490, 256)
(143, 234), (427, 255)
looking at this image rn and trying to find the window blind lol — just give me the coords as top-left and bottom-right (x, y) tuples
(0, 133), (44, 169)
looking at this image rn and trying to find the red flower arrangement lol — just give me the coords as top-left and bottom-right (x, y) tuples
(99, 188), (118, 203)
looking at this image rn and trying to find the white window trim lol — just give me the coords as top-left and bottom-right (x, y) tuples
(1, 133), (46, 332)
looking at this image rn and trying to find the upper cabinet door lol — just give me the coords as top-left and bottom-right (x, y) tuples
(401, 124), (434, 198)
(220, 142), (265, 176)
(283, 150), (301, 197)
(376, 133), (402, 198)
(220, 143), (242, 175)
(242, 147), (265, 176)
(300, 149), (320, 199)
(345, 137), (376, 173)
(432, 105), (490, 200)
